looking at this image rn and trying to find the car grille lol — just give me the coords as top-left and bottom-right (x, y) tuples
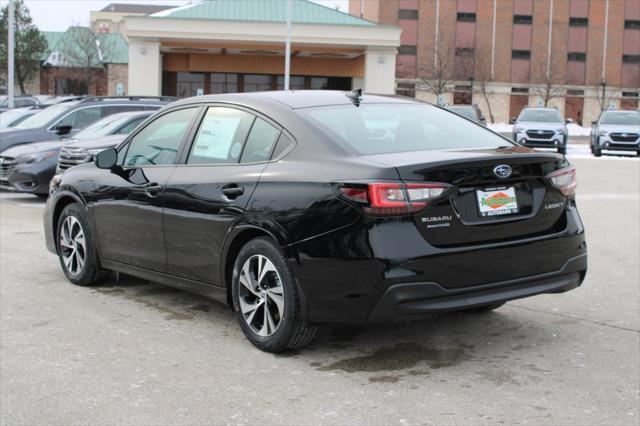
(609, 133), (639, 143)
(57, 147), (93, 173)
(525, 130), (555, 140)
(0, 156), (16, 183)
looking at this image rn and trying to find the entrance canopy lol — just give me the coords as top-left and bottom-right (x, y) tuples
(123, 0), (400, 96)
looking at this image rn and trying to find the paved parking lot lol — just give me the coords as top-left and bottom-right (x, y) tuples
(1, 155), (638, 425)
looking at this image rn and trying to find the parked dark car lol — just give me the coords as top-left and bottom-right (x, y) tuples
(590, 109), (640, 157)
(0, 110), (159, 196)
(511, 107), (570, 154)
(0, 107), (38, 129)
(0, 95), (40, 112)
(446, 104), (487, 126)
(0, 96), (173, 153)
(44, 91), (587, 352)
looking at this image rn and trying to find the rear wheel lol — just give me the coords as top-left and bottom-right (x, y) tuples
(57, 203), (107, 286)
(463, 302), (506, 313)
(232, 237), (317, 353)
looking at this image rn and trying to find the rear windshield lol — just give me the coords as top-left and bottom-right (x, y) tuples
(300, 103), (510, 155)
(447, 106), (476, 121)
(518, 109), (562, 123)
(599, 111), (640, 125)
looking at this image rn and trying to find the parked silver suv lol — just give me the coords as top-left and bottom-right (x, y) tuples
(511, 107), (569, 154)
(590, 109), (640, 157)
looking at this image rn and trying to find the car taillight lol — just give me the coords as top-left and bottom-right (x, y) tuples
(339, 182), (450, 216)
(547, 165), (577, 196)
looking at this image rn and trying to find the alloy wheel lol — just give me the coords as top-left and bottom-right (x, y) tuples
(238, 254), (285, 337)
(59, 216), (86, 275)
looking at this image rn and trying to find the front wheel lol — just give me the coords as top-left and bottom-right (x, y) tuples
(558, 147), (567, 155)
(232, 237), (317, 353)
(56, 203), (107, 286)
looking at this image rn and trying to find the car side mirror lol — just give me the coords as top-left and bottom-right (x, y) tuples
(509, 118), (516, 124)
(565, 118), (573, 124)
(95, 147), (117, 169)
(54, 125), (73, 135)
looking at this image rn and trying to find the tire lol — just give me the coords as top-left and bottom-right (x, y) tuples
(231, 237), (317, 353)
(463, 302), (506, 313)
(593, 148), (602, 157)
(557, 147), (567, 155)
(36, 193), (48, 200)
(56, 203), (107, 286)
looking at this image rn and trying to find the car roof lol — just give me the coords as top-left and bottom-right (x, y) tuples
(171, 90), (419, 110)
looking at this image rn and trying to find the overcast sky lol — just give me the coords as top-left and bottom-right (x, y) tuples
(0, 0), (350, 31)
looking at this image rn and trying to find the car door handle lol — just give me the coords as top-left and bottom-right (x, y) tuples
(222, 185), (244, 199)
(140, 182), (162, 197)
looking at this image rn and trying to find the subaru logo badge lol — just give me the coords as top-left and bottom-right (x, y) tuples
(493, 165), (512, 179)
(537, 130), (543, 134)
(622, 133), (628, 137)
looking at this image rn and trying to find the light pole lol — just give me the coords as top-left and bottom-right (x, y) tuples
(8, 0), (15, 108)
(599, 80), (607, 112)
(284, 0), (292, 91)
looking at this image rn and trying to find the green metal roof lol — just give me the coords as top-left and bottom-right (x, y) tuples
(150, 0), (376, 26)
(97, 33), (128, 64)
(41, 28), (128, 66)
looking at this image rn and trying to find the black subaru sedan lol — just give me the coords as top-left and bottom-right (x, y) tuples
(44, 91), (587, 352)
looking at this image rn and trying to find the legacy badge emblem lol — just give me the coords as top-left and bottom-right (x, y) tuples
(493, 164), (512, 179)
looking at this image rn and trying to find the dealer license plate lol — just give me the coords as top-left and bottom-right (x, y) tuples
(476, 187), (519, 217)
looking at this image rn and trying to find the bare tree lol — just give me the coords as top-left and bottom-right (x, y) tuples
(418, 36), (456, 102)
(531, 50), (565, 107)
(60, 27), (112, 95)
(595, 83), (617, 112)
(470, 45), (496, 123)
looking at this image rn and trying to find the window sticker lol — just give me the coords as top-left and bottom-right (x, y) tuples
(192, 116), (241, 160)
(230, 142), (242, 159)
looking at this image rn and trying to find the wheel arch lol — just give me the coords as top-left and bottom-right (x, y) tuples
(220, 224), (293, 309)
(51, 191), (86, 253)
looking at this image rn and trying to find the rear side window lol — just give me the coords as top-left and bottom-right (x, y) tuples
(240, 118), (280, 163)
(271, 133), (294, 159)
(104, 105), (148, 116)
(116, 116), (147, 134)
(123, 107), (198, 166)
(187, 107), (255, 165)
(301, 104), (510, 155)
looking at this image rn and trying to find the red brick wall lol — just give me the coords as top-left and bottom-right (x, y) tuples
(40, 67), (107, 96)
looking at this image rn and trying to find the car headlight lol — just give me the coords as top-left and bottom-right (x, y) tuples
(15, 150), (57, 164)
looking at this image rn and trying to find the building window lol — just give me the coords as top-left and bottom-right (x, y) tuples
(622, 55), (640, 64)
(398, 45), (417, 55)
(277, 76), (305, 90)
(457, 12), (476, 22)
(569, 17), (588, 27)
(396, 82), (416, 98)
(511, 87), (529, 94)
(624, 20), (640, 29)
(513, 15), (532, 24)
(55, 78), (88, 95)
(210, 73), (238, 94)
(176, 72), (205, 97)
(455, 47), (475, 56)
(566, 89), (584, 96)
(244, 74), (272, 92)
(310, 77), (328, 90)
(398, 9), (418, 19)
(568, 52), (587, 62)
(512, 50), (531, 59)
(622, 91), (639, 98)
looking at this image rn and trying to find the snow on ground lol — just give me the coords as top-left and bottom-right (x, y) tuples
(488, 122), (593, 137)
(556, 144), (638, 160)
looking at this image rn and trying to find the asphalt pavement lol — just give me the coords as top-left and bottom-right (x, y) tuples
(0, 153), (638, 425)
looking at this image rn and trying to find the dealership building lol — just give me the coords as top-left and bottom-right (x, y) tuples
(121, 0), (401, 98)
(351, 0), (640, 125)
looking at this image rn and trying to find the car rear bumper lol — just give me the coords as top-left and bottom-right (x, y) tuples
(291, 203), (586, 324)
(368, 254), (586, 322)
